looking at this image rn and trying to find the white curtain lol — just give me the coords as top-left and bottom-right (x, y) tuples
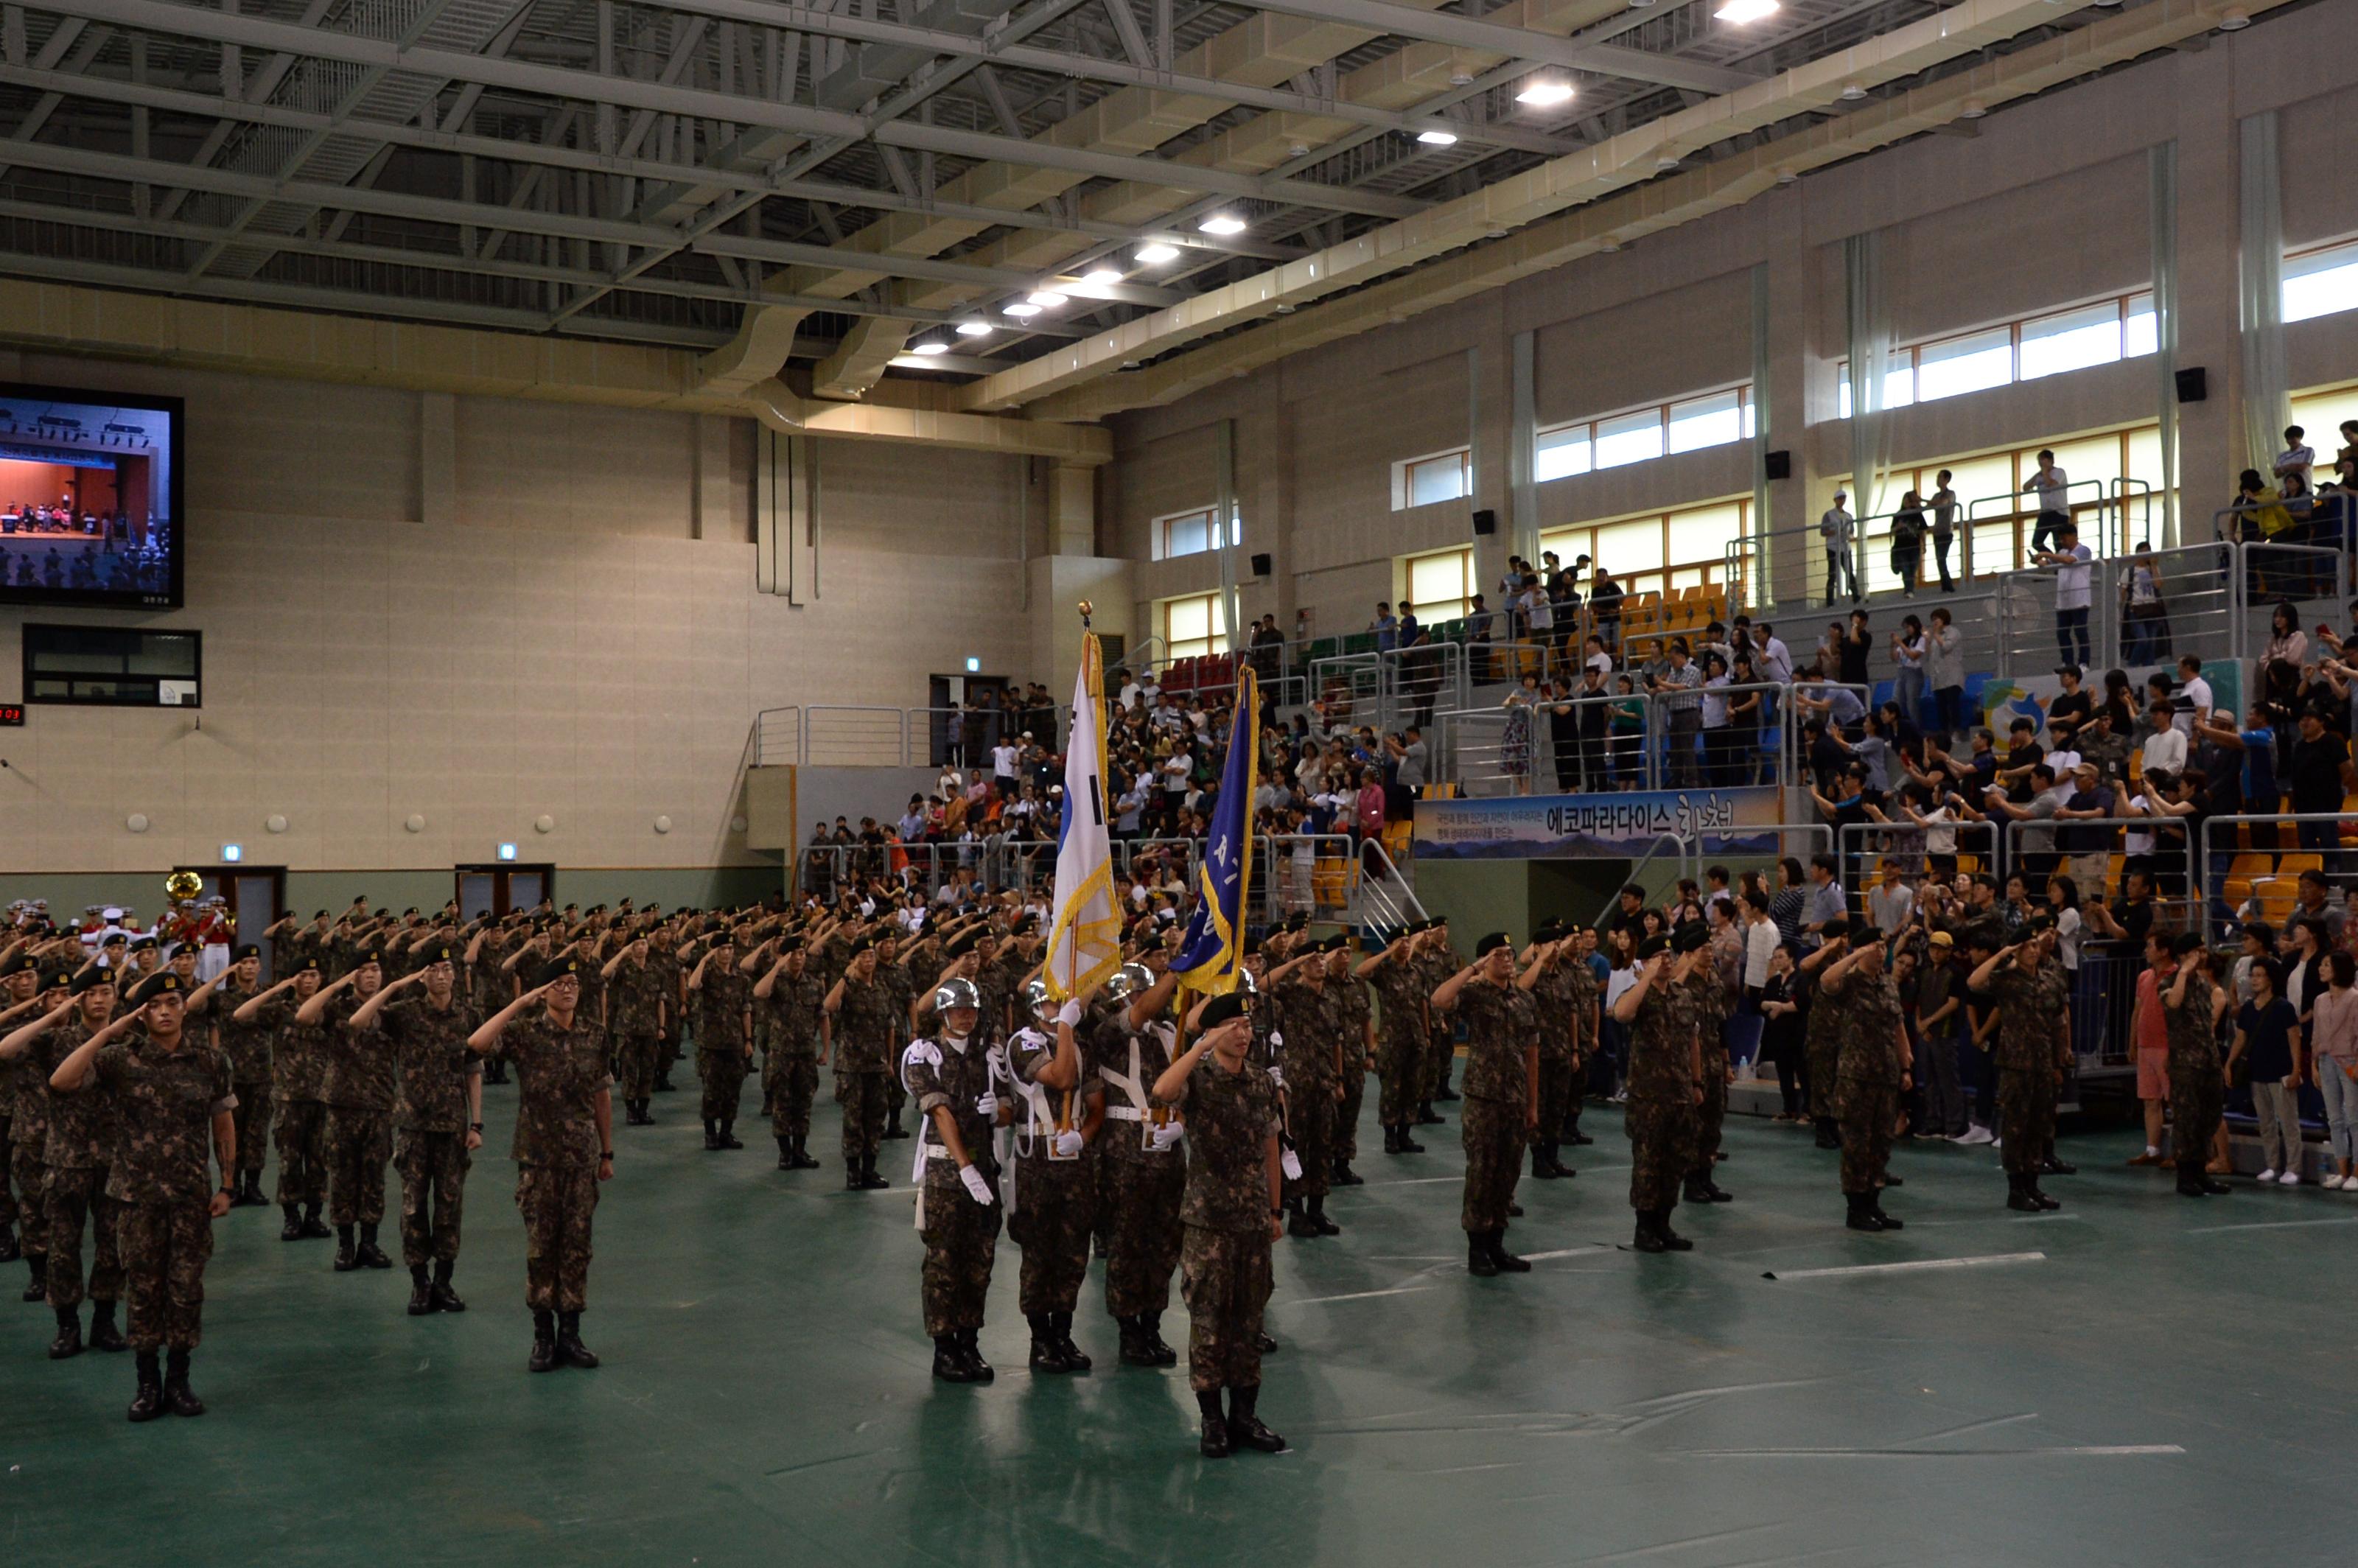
(2149, 141), (2180, 548)
(1844, 229), (1895, 521)
(2239, 111), (2292, 489)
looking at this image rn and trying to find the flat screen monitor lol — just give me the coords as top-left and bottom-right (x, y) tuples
(0, 382), (185, 609)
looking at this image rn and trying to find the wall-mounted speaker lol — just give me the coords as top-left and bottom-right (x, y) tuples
(2175, 367), (2207, 404)
(1249, 552), (1273, 577)
(1763, 449), (1793, 481)
(1471, 508), (1498, 536)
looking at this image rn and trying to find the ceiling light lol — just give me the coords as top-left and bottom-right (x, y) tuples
(1516, 81), (1575, 107)
(1839, 82), (1868, 100)
(2217, 7), (2247, 25)
(1135, 243), (1180, 264)
(1958, 99), (1987, 120)
(1713, 0), (1779, 21)
(1003, 302), (1042, 318)
(1417, 130), (1459, 146)
(1656, 155), (1682, 171)
(1198, 214), (1248, 236)
(1774, 167), (1799, 186)
(1600, 238), (1623, 253)
(1026, 290), (1068, 307)
(955, 320), (992, 337)
(1081, 268), (1124, 287)
(911, 342), (949, 356)
(1448, 71), (1475, 86)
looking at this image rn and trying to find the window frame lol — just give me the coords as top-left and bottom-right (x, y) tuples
(1393, 447), (1472, 511)
(1149, 504), (1240, 562)
(1161, 591), (1229, 662)
(1838, 289), (2161, 417)
(1533, 382), (1753, 486)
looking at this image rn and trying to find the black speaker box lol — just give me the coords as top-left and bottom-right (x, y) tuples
(1472, 508), (1497, 536)
(1764, 449), (1792, 481)
(1249, 552), (1272, 577)
(2175, 367), (2207, 404)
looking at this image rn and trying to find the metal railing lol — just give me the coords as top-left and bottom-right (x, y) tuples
(2197, 813), (2357, 942)
(1427, 682), (1807, 797)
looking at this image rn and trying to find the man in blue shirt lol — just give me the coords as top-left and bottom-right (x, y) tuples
(1370, 603), (1398, 652)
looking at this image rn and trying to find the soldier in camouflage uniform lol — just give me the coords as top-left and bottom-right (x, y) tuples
(471, 954), (615, 1373)
(1681, 925), (1736, 1205)
(1003, 981), (1102, 1373)
(1354, 925), (1430, 1156)
(1270, 939), (1341, 1239)
(189, 945), (271, 1207)
(1971, 922), (2073, 1212)
(2, 960), (63, 1298)
(1419, 918), (1461, 1114)
(1325, 937), (1374, 1185)
(1799, 930), (1852, 1149)
(0, 952), (42, 1264)
(825, 939), (898, 1189)
(359, 945), (483, 1315)
(305, 953), (396, 1272)
(49, 969), (237, 1423)
(2163, 932), (2231, 1198)
(1089, 962), (1186, 1367)
(1612, 931), (1704, 1253)
(690, 937), (755, 1152)
(1155, 990), (1286, 1458)
(1521, 925), (1579, 1180)
(903, 977), (1006, 1383)
(238, 959), (333, 1242)
(1, 966), (127, 1352)
(875, 927), (918, 1140)
(755, 937), (827, 1170)
(1433, 933), (1541, 1275)
(1821, 920), (1911, 1231)
(1562, 928), (1602, 1147)
(602, 934), (668, 1127)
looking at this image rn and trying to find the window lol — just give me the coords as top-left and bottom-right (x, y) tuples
(1535, 383), (1752, 485)
(23, 623), (200, 706)
(1536, 496), (1752, 607)
(1151, 505), (1239, 561)
(1839, 290), (2158, 416)
(1393, 447), (1471, 509)
(1405, 547), (1476, 625)
(1162, 592), (1228, 662)
(2284, 239), (2358, 326)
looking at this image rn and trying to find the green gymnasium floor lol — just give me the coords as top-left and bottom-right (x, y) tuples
(7, 1093), (2357, 1568)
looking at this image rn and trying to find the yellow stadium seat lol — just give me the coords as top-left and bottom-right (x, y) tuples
(2249, 875), (2298, 925)
(2223, 853), (2273, 909)
(2278, 853), (2323, 879)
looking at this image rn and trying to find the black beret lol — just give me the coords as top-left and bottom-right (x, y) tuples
(422, 944), (456, 966)
(1199, 992), (1249, 1030)
(2170, 931), (2207, 958)
(1672, 921), (1710, 955)
(1240, 934), (1261, 958)
(847, 937), (875, 956)
(314, 910), (329, 920)
(775, 936), (803, 954)
(402, 907), (419, 917)
(1320, 933), (1350, 953)
(1847, 917), (1881, 945)
(71, 967), (116, 994)
(1284, 913), (1309, 934)
(293, 957), (322, 976)
(127, 936), (157, 952)
(1475, 931), (1511, 957)
(100, 932), (127, 947)
(37, 967), (73, 993)
(232, 943), (261, 962)
(0, 953), (32, 979)
(539, 956), (581, 987)
(127, 970), (186, 1005)
(1636, 934), (1671, 959)
(353, 948), (382, 969)
(944, 930), (979, 959)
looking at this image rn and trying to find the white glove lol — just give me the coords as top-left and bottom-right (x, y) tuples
(1267, 1064), (1287, 1090)
(1057, 1000), (1082, 1026)
(974, 1091), (1000, 1119)
(1280, 1148), (1304, 1181)
(1054, 1129), (1085, 1158)
(959, 1164), (996, 1205)
(1150, 1122), (1186, 1152)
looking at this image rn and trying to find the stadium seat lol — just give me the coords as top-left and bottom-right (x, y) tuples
(2224, 853), (2272, 909)
(2248, 875), (2298, 925)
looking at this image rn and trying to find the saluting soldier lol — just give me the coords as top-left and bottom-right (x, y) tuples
(48, 968), (237, 1423)
(1091, 961), (1188, 1368)
(1269, 937), (1341, 1239)
(238, 959), (332, 1242)
(825, 938), (898, 1189)
(1612, 931), (1704, 1253)
(688, 934), (754, 1152)
(902, 976), (1006, 1383)
(1420, 916), (1463, 1111)
(602, 931), (668, 1127)
(1820, 920), (1911, 1232)
(1522, 924), (1580, 1180)
(1562, 928), (1601, 1147)
(754, 937), (826, 1171)
(1970, 920), (2073, 1213)
(469, 955), (615, 1373)
(1, 966), (129, 1354)
(3, 960), (64, 1298)
(1326, 937), (1374, 1187)
(1432, 932), (1541, 1275)
(2163, 932), (2231, 1198)
(1681, 925), (1737, 1205)
(1799, 930), (1852, 1150)
(1004, 981), (1102, 1374)
(0, 951), (42, 1264)
(1355, 925), (1430, 1157)
(355, 943), (482, 1315)
(1152, 990), (1286, 1459)
(303, 951), (396, 1273)
(188, 945), (271, 1207)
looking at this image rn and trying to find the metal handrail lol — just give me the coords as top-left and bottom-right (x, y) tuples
(2197, 812), (2358, 941)
(1589, 833), (1692, 928)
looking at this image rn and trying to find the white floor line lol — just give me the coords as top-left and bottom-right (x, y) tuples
(1687, 1443), (2184, 1458)
(1521, 1245), (1617, 1261)
(1762, 1250), (2046, 1281)
(1291, 1284), (1438, 1306)
(2184, 1214), (2358, 1235)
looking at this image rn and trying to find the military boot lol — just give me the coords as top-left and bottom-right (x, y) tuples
(333, 1225), (358, 1271)
(163, 1349), (206, 1417)
(127, 1351), (164, 1422)
(858, 1155), (889, 1191)
(934, 1334), (982, 1383)
(1382, 1125), (1402, 1155)
(1286, 1199), (1318, 1239)
(789, 1134), (820, 1170)
(1534, 1145), (1562, 1180)
(702, 1119), (721, 1152)
(1631, 1211), (1668, 1253)
(1027, 1314), (1074, 1374)
(430, 1259), (466, 1314)
(528, 1309), (557, 1373)
(1197, 1390), (1233, 1457)
(1845, 1191), (1883, 1231)
(1307, 1197), (1340, 1236)
(1053, 1312), (1091, 1372)
(301, 1200), (331, 1239)
(407, 1265), (435, 1315)
(1117, 1315), (1157, 1366)
(47, 1305), (83, 1359)
(88, 1298), (127, 1352)
(21, 1253), (47, 1301)
(958, 1328), (993, 1382)
(1656, 1211), (1694, 1250)
(2007, 1172), (2039, 1212)
(356, 1223), (393, 1269)
(1225, 1385), (1287, 1453)
(1488, 1231), (1531, 1272)
(556, 1310), (599, 1368)
(1396, 1124), (1424, 1154)
(279, 1203), (304, 1242)
(1141, 1312), (1178, 1366)
(717, 1121), (743, 1150)
(1468, 1232), (1499, 1275)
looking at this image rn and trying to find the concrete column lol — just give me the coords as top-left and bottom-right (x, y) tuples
(1761, 195), (1814, 616)
(419, 392), (457, 528)
(692, 413), (735, 542)
(1242, 373), (1293, 632)
(1049, 461), (1096, 556)
(2170, 55), (2240, 500)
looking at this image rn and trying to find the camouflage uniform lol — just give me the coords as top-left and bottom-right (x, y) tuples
(903, 1031), (1001, 1337)
(1170, 1051), (1278, 1394)
(1368, 959), (1430, 1133)
(1802, 966), (1844, 1126)
(1529, 958), (1579, 1158)
(1831, 969), (1906, 1194)
(1418, 944), (1461, 1099)
(1990, 960), (2071, 1179)
(648, 944), (685, 1080)
(1625, 978), (1698, 1217)
(2165, 970), (2222, 1181)
(383, 995), (482, 1270)
(1452, 976), (1534, 1235)
(1089, 1007), (1186, 1319)
(1272, 974), (1334, 1207)
(95, 1033), (234, 1352)
(263, 995), (332, 1207)
(761, 971), (827, 1138)
(696, 967), (753, 1126)
(1683, 966), (1732, 1187)
(1329, 973), (1373, 1166)
(607, 961), (665, 1102)
(1562, 958), (1601, 1135)
(494, 1013), (611, 1313)
(1004, 1025), (1096, 1317)
(8, 1030), (50, 1273)
(321, 993), (396, 1229)
(880, 960), (919, 1126)
(212, 981), (272, 1179)
(42, 1022), (124, 1312)
(831, 974), (900, 1168)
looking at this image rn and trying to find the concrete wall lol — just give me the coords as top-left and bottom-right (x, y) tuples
(1105, 5), (2358, 646)
(0, 349), (1039, 902)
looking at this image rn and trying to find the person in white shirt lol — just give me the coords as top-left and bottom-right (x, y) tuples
(1865, 864), (1915, 936)
(1819, 491), (1858, 606)
(1740, 891), (1780, 991)
(1752, 622), (1794, 685)
(2275, 424), (2316, 503)
(2175, 654), (2213, 737)
(2023, 450), (2071, 557)
(2140, 701), (2188, 777)
(990, 740), (1021, 797)
(2034, 521), (2094, 669)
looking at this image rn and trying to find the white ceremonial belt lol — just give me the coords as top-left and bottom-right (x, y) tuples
(1105, 1106), (1150, 1121)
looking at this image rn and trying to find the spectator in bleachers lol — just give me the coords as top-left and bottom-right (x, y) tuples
(1768, 858), (1808, 952)
(1649, 638), (1704, 788)
(1370, 603), (1399, 652)
(2262, 602), (2308, 669)
(1802, 854), (1847, 948)
(2227, 957), (2306, 1186)
(2292, 869), (2344, 945)
(2035, 522), (2096, 669)
(2142, 701), (2189, 778)
(1500, 671), (1542, 794)
(1839, 611), (1872, 689)
(1463, 595), (1494, 682)
(1889, 491), (1927, 599)
(1726, 655), (1766, 786)
(2127, 928), (2176, 1167)
(1589, 567), (1623, 653)
(2312, 949), (2358, 1191)
(1819, 489), (1858, 606)
(2275, 426), (2316, 505)
(2054, 762), (2116, 900)
(1867, 864), (1914, 936)
(1746, 619), (1794, 685)
(1756, 943), (1806, 1121)
(1891, 615), (1926, 729)
(2121, 544), (2167, 663)
(1929, 469), (1961, 592)
(2286, 704), (2355, 867)
(2023, 449), (2071, 558)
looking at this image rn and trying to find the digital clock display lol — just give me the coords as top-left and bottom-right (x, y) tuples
(0, 704), (24, 727)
